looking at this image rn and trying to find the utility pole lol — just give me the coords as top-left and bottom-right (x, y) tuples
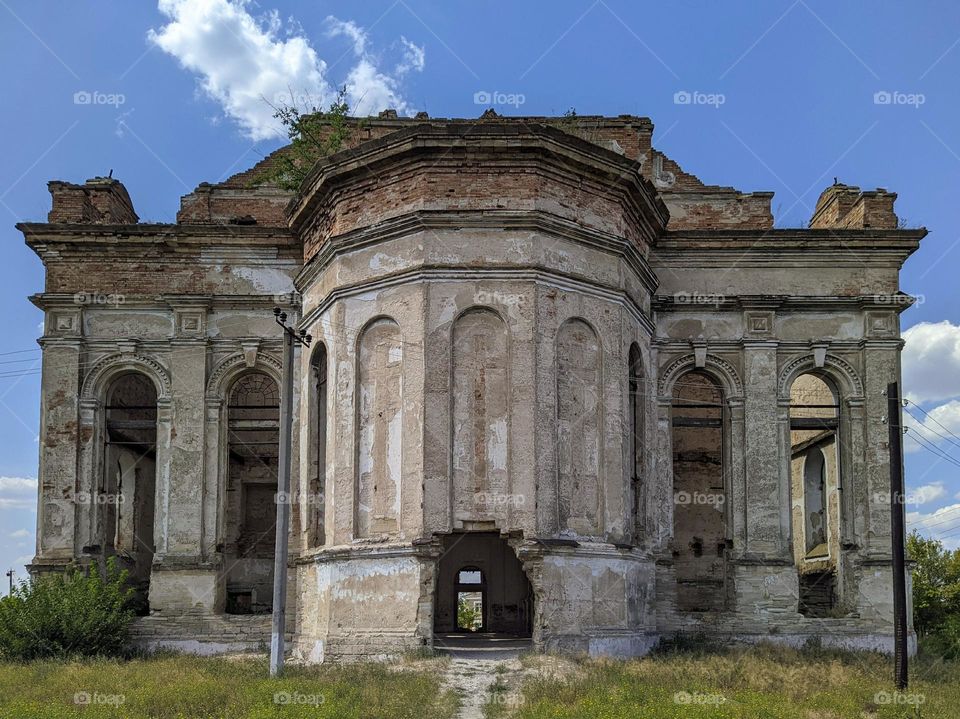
(5, 569), (12, 596)
(270, 307), (311, 678)
(886, 381), (908, 690)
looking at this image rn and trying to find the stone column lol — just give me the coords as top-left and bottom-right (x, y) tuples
(741, 341), (781, 556)
(34, 336), (82, 567)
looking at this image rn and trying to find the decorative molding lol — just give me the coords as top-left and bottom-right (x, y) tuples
(206, 351), (282, 397)
(657, 352), (744, 398)
(776, 352), (865, 399)
(80, 353), (172, 400)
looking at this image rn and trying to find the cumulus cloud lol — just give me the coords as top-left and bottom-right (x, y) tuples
(0, 476), (37, 511)
(905, 482), (947, 505)
(907, 503), (960, 547)
(902, 320), (960, 405)
(9, 529), (30, 539)
(901, 320), (960, 463)
(149, 0), (424, 140)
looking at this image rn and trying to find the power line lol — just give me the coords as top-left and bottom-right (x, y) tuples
(902, 428), (960, 470)
(904, 399), (960, 450)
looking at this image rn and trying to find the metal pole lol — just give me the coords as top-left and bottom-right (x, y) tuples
(5, 569), (12, 596)
(887, 381), (908, 690)
(270, 329), (296, 677)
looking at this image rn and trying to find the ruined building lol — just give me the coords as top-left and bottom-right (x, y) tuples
(21, 114), (923, 660)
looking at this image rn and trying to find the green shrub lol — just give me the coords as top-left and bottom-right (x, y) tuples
(0, 557), (135, 660)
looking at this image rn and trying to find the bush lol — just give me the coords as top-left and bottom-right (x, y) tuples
(0, 557), (135, 660)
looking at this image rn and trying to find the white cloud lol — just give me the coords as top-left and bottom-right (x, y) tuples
(149, 0), (424, 140)
(905, 482), (947, 505)
(0, 477), (37, 493)
(902, 320), (960, 405)
(8, 529), (30, 539)
(907, 502), (960, 542)
(901, 321), (960, 463)
(0, 476), (38, 511)
(396, 37), (426, 76)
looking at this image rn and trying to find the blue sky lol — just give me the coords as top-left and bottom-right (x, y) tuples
(1, 1), (958, 585)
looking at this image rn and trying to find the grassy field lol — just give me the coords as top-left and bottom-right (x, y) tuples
(486, 643), (960, 719)
(0, 644), (956, 718)
(0, 653), (458, 719)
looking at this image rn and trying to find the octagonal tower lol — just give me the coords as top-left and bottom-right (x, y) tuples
(289, 120), (668, 660)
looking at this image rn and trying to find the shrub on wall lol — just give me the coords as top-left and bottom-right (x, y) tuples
(0, 557), (134, 660)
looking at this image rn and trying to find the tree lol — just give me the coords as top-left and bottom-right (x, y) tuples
(457, 595), (480, 632)
(255, 87), (357, 191)
(907, 530), (960, 657)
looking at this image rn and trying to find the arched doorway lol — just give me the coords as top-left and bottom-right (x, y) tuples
(223, 371), (280, 614)
(788, 372), (842, 616)
(434, 533), (533, 639)
(102, 372), (157, 614)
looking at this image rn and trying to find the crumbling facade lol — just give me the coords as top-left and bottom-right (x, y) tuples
(22, 114), (924, 660)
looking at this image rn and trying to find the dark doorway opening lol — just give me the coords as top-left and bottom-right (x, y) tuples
(434, 533), (533, 639)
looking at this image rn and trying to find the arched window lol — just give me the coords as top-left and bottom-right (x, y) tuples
(224, 371), (280, 614)
(308, 344), (328, 547)
(671, 370), (727, 611)
(102, 372), (157, 614)
(628, 344), (644, 534)
(789, 373), (840, 616)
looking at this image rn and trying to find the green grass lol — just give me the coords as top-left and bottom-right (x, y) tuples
(487, 643), (960, 719)
(0, 653), (458, 719)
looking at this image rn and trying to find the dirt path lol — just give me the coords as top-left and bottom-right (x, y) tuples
(440, 653), (521, 719)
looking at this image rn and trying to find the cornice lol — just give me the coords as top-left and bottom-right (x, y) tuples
(299, 265), (656, 336)
(295, 208), (660, 296)
(287, 122), (670, 243)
